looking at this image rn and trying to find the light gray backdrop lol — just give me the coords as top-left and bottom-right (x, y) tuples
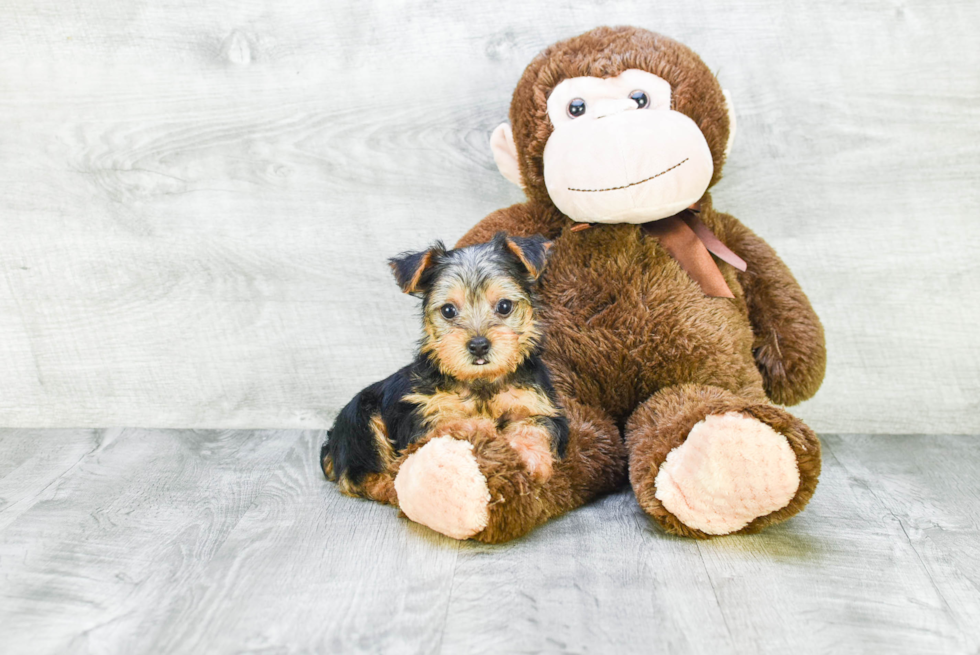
(1, 0), (977, 432)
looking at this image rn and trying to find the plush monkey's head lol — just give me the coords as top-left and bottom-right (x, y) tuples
(491, 26), (736, 224)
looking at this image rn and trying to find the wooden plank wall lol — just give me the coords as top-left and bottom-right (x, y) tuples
(1, 0), (977, 432)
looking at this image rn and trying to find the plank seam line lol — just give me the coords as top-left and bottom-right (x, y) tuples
(434, 541), (461, 655)
(696, 542), (737, 650)
(822, 438), (959, 626)
(0, 429), (107, 527)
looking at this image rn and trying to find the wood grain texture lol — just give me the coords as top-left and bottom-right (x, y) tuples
(1, 429), (979, 654)
(0, 1), (978, 431)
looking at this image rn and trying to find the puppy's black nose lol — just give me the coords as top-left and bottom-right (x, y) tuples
(467, 336), (490, 357)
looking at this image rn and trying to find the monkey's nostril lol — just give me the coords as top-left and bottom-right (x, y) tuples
(467, 336), (490, 357)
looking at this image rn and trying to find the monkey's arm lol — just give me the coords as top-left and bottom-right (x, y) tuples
(715, 211), (827, 406)
(456, 201), (567, 248)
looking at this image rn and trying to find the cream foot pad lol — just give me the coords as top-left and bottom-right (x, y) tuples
(654, 412), (800, 535)
(394, 436), (491, 540)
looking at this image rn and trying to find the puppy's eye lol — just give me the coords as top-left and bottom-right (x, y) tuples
(567, 98), (586, 118)
(440, 304), (458, 320)
(495, 299), (513, 316)
(630, 90), (649, 109)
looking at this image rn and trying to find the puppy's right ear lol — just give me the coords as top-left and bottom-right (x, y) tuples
(496, 233), (552, 281)
(389, 242), (445, 295)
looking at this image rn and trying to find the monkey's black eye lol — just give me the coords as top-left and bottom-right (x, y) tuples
(440, 304), (458, 320)
(567, 98), (586, 118)
(630, 90), (649, 109)
(495, 299), (513, 316)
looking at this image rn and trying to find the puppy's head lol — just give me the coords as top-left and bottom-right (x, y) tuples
(389, 233), (552, 381)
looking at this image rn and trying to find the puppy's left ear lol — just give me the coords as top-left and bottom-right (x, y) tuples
(389, 242), (445, 295)
(499, 233), (552, 281)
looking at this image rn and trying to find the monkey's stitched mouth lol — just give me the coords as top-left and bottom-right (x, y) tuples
(567, 158), (688, 193)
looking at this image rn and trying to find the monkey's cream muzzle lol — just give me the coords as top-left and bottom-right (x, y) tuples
(543, 101), (714, 224)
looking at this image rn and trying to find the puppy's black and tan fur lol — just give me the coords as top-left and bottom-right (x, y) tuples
(321, 233), (568, 500)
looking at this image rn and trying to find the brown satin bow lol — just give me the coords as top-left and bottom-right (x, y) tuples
(569, 204), (747, 298)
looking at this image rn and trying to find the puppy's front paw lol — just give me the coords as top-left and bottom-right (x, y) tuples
(394, 436), (491, 540)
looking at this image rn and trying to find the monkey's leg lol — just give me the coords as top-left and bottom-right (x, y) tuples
(393, 399), (627, 544)
(625, 384), (821, 538)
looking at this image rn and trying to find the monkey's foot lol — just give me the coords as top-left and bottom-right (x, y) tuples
(654, 412), (800, 536)
(394, 436), (491, 540)
(393, 420), (545, 543)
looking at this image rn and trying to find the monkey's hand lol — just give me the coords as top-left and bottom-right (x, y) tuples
(715, 211), (827, 406)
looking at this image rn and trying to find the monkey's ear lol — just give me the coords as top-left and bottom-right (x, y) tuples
(388, 243), (445, 295)
(722, 90), (737, 159)
(498, 233), (552, 281)
(490, 123), (523, 187)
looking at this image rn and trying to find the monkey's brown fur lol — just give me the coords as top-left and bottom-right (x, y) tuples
(449, 27), (826, 541)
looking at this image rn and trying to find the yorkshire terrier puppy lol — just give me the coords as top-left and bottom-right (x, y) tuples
(321, 232), (568, 500)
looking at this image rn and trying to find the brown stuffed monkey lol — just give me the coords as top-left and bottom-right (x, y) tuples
(331, 26), (826, 542)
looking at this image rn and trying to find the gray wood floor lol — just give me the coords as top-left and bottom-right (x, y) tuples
(1, 430), (978, 654)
